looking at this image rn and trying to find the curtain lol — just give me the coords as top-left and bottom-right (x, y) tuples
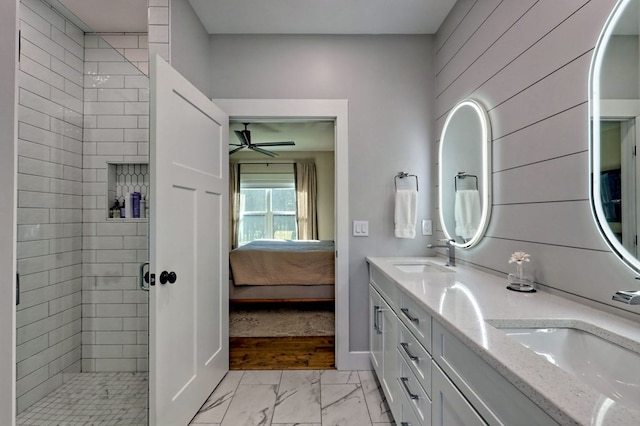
(229, 163), (241, 249)
(294, 162), (318, 240)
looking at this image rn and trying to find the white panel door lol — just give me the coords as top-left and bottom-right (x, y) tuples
(149, 55), (229, 426)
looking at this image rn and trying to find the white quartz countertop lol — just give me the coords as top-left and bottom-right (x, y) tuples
(366, 256), (640, 426)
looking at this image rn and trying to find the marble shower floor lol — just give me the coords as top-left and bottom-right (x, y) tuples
(190, 370), (394, 426)
(16, 372), (148, 426)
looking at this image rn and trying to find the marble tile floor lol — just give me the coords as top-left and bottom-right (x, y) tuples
(190, 370), (394, 426)
(16, 372), (148, 426)
(15, 369), (392, 426)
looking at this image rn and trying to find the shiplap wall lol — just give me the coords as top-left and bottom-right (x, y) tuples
(434, 0), (640, 317)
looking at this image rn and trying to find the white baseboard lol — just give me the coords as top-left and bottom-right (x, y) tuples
(337, 351), (372, 371)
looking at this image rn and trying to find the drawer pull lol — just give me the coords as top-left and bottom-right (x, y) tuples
(401, 307), (419, 323)
(400, 377), (419, 400)
(400, 342), (419, 361)
(401, 423), (412, 426)
(373, 305), (383, 334)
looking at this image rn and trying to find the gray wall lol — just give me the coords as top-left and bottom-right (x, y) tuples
(601, 35), (640, 99)
(434, 0), (640, 317)
(170, 0), (211, 98)
(210, 35), (436, 351)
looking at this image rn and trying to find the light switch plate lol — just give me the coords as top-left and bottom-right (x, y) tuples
(353, 220), (369, 236)
(422, 219), (433, 236)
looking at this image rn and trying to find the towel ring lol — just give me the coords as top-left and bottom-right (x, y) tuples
(454, 172), (478, 191)
(395, 172), (419, 192)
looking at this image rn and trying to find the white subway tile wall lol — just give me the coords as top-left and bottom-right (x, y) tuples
(17, 0), (150, 414)
(16, 0), (84, 413)
(148, 0), (170, 62)
(82, 31), (149, 375)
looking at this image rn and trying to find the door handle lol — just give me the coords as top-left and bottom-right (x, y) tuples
(139, 262), (150, 291)
(160, 270), (177, 284)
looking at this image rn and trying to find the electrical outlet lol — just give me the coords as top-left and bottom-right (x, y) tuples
(422, 219), (433, 236)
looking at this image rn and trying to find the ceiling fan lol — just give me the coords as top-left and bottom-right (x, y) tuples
(229, 123), (295, 157)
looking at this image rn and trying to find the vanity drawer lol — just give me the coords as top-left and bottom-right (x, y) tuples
(400, 397), (423, 426)
(398, 352), (431, 426)
(398, 320), (432, 398)
(432, 362), (486, 426)
(369, 265), (399, 308)
(398, 292), (431, 353)
(432, 321), (559, 426)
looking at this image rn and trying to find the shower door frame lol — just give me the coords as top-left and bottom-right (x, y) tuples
(1, 1), (18, 424)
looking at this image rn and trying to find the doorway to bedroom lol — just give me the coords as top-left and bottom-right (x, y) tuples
(227, 120), (337, 369)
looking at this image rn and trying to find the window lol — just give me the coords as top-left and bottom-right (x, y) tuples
(238, 172), (297, 245)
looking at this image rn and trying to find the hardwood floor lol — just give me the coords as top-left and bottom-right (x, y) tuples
(230, 336), (336, 370)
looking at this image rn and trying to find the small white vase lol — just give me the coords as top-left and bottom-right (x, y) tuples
(507, 262), (535, 292)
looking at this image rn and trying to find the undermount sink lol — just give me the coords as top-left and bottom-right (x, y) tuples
(392, 262), (452, 273)
(492, 322), (640, 406)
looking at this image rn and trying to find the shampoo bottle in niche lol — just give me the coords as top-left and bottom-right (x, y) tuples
(124, 192), (132, 219)
(110, 199), (121, 218)
(144, 194), (149, 218)
(139, 196), (146, 219)
(132, 192), (141, 218)
(120, 200), (125, 218)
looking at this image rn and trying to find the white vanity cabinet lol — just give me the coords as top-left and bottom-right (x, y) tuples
(432, 362), (486, 426)
(369, 266), (433, 426)
(369, 285), (400, 415)
(368, 261), (560, 426)
(432, 321), (558, 426)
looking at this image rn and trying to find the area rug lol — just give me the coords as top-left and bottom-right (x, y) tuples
(229, 303), (335, 337)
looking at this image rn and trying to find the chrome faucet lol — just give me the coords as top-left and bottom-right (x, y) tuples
(612, 290), (640, 305)
(612, 277), (640, 305)
(428, 238), (456, 267)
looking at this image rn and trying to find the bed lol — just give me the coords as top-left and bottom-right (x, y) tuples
(229, 239), (335, 302)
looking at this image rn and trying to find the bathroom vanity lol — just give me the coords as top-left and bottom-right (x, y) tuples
(367, 257), (640, 426)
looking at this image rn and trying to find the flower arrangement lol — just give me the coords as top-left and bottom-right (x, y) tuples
(508, 251), (530, 265)
(507, 251), (534, 291)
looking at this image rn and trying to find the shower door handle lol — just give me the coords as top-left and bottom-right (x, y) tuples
(139, 262), (150, 291)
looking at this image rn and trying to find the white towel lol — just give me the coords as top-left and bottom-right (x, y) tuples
(394, 189), (417, 239)
(455, 189), (481, 240)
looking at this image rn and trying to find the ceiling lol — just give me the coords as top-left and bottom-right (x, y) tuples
(55, 0), (148, 33)
(51, 0), (456, 152)
(54, 0), (456, 35)
(230, 120), (335, 152)
(190, 0), (457, 35)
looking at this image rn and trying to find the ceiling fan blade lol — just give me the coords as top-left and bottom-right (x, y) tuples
(229, 146), (244, 155)
(234, 130), (250, 145)
(253, 141), (295, 147)
(251, 146), (278, 157)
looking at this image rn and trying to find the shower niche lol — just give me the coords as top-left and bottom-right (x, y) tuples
(107, 163), (150, 220)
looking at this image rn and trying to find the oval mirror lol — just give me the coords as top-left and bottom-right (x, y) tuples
(590, 0), (640, 271)
(438, 99), (492, 248)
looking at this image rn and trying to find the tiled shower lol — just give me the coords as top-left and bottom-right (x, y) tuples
(16, 0), (150, 421)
